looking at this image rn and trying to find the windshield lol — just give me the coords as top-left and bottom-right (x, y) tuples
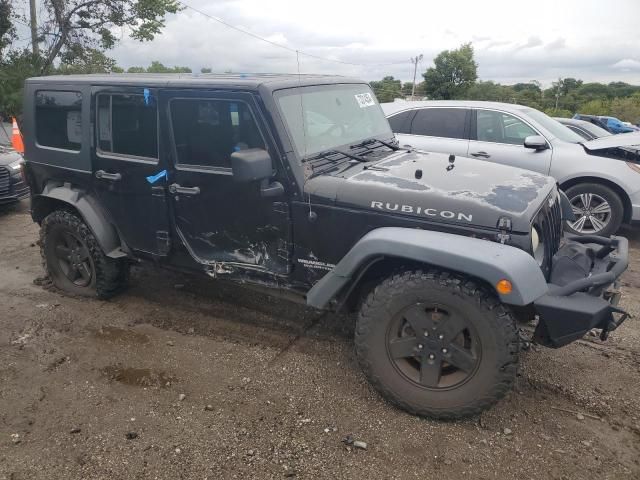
(582, 122), (612, 138)
(522, 108), (585, 143)
(275, 84), (392, 159)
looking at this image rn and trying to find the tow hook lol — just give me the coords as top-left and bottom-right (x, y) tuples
(600, 305), (631, 341)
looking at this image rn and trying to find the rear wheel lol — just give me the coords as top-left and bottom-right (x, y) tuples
(40, 210), (128, 298)
(355, 270), (519, 419)
(564, 183), (624, 236)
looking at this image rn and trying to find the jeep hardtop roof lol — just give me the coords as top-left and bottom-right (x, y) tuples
(25, 73), (365, 93)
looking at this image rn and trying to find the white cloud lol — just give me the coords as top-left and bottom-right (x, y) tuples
(109, 0), (640, 85)
(611, 59), (640, 71)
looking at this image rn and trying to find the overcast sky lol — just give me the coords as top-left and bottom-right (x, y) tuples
(108, 0), (638, 85)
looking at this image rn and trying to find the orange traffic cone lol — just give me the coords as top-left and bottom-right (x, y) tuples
(11, 117), (24, 154)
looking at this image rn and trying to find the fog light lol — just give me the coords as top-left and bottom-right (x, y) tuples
(496, 279), (513, 295)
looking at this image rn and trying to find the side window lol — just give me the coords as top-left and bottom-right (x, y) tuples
(566, 125), (590, 140)
(476, 110), (537, 145)
(410, 108), (468, 139)
(387, 110), (415, 134)
(35, 90), (83, 151)
(170, 98), (265, 169)
(97, 93), (158, 160)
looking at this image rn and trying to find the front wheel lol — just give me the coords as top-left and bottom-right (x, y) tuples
(355, 270), (519, 420)
(564, 183), (624, 237)
(40, 210), (129, 298)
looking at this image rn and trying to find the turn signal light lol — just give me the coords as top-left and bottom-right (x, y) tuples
(496, 279), (513, 295)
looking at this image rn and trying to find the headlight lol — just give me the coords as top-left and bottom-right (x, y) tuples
(531, 226), (544, 266)
(8, 158), (23, 171)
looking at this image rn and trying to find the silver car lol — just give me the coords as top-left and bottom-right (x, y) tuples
(382, 100), (640, 236)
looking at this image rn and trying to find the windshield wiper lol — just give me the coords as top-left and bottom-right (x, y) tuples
(307, 148), (367, 163)
(351, 137), (400, 151)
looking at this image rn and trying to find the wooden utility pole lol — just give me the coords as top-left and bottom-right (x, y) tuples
(410, 54), (423, 100)
(29, 0), (39, 56)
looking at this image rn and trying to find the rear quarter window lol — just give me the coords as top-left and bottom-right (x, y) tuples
(35, 90), (83, 151)
(387, 110), (415, 134)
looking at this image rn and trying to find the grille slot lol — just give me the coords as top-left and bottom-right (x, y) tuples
(534, 192), (563, 278)
(0, 167), (9, 196)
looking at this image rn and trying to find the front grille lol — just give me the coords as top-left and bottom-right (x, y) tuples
(534, 191), (563, 278)
(0, 167), (9, 196)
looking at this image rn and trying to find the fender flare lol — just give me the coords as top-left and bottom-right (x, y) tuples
(306, 227), (548, 309)
(33, 183), (126, 258)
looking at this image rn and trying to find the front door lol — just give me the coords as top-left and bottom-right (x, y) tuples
(161, 89), (292, 276)
(91, 87), (171, 256)
(467, 109), (552, 174)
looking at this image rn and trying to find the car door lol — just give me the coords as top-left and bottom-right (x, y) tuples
(91, 87), (172, 256)
(161, 89), (292, 276)
(388, 107), (470, 156)
(467, 108), (552, 175)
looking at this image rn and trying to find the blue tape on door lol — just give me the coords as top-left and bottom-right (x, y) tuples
(146, 170), (167, 184)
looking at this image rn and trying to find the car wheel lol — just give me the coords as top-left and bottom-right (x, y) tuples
(40, 210), (129, 298)
(564, 183), (624, 237)
(355, 270), (519, 419)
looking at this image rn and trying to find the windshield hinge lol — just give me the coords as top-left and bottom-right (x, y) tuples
(496, 217), (512, 244)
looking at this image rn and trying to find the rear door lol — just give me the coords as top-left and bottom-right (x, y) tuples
(467, 108), (552, 174)
(161, 89), (292, 275)
(91, 87), (171, 256)
(389, 107), (470, 156)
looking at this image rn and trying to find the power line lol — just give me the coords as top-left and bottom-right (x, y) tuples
(176, 0), (409, 68)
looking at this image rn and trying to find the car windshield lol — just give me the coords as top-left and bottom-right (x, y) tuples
(275, 84), (392, 159)
(522, 108), (585, 143)
(582, 122), (612, 138)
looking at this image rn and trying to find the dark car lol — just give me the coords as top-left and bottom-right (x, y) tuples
(0, 145), (29, 207)
(554, 117), (612, 140)
(21, 74), (629, 419)
(572, 114), (614, 133)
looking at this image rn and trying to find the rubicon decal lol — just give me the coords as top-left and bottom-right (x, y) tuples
(371, 201), (473, 222)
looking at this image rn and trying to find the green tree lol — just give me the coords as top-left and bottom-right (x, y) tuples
(0, 0), (15, 58)
(37, 0), (182, 74)
(423, 43), (478, 100)
(56, 48), (119, 74)
(370, 76), (403, 102)
(146, 60), (191, 73)
(200, 67), (212, 73)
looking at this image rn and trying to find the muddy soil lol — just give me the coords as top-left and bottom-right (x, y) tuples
(1, 202), (639, 479)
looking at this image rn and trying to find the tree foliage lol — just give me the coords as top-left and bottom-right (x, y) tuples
(423, 43), (478, 100)
(370, 76), (402, 102)
(37, 0), (182, 74)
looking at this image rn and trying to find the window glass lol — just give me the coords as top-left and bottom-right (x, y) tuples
(566, 125), (591, 140)
(275, 84), (391, 158)
(387, 110), (415, 134)
(521, 108), (583, 143)
(170, 99), (265, 169)
(476, 110), (537, 145)
(35, 91), (83, 151)
(410, 108), (467, 139)
(97, 93), (158, 159)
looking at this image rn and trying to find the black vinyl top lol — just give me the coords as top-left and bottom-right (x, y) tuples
(25, 73), (366, 92)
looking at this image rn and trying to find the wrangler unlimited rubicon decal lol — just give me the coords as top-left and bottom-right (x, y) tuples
(370, 201), (473, 222)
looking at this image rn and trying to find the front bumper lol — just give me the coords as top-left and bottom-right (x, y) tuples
(0, 172), (29, 206)
(533, 235), (630, 348)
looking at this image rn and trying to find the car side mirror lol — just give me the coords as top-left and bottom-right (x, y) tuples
(230, 148), (273, 182)
(524, 135), (549, 151)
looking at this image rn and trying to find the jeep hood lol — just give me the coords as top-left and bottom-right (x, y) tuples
(304, 150), (556, 233)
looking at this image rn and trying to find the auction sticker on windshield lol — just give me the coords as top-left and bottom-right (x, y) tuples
(355, 93), (376, 108)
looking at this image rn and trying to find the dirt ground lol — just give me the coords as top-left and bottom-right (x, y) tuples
(1, 201), (639, 480)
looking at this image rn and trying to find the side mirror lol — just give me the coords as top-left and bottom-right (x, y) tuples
(230, 148), (273, 182)
(524, 135), (549, 151)
(230, 148), (284, 198)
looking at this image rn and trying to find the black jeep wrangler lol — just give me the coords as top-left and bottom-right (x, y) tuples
(22, 74), (629, 419)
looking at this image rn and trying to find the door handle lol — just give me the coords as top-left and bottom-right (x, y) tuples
(95, 170), (122, 181)
(470, 151), (491, 158)
(169, 183), (200, 196)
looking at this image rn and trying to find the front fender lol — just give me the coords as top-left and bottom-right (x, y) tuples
(34, 184), (126, 258)
(306, 227), (548, 309)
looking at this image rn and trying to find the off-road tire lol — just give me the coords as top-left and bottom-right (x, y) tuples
(355, 270), (519, 420)
(40, 210), (128, 299)
(564, 183), (624, 237)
